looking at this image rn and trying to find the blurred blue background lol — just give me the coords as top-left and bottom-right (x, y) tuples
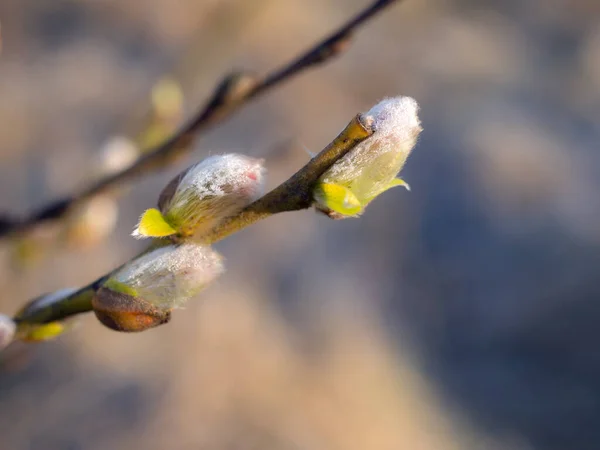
(1, 0), (599, 449)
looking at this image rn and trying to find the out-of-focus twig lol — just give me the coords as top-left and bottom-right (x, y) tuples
(12, 114), (375, 327)
(0, 0), (401, 239)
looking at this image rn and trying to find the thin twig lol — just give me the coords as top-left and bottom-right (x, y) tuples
(0, 0), (401, 239)
(13, 114), (375, 327)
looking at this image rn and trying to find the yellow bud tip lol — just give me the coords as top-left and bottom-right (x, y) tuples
(314, 182), (363, 217)
(20, 322), (67, 342)
(132, 208), (177, 239)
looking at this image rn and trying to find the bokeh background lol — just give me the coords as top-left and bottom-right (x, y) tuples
(1, 0), (600, 449)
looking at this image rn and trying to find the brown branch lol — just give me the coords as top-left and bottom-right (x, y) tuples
(0, 0), (402, 239)
(12, 113), (375, 328)
(199, 114), (373, 244)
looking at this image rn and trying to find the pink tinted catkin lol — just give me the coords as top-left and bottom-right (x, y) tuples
(133, 154), (265, 239)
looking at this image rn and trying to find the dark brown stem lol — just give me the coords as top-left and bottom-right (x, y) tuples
(0, 0), (402, 239)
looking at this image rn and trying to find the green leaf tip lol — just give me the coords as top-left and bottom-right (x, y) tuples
(103, 278), (139, 298)
(388, 177), (411, 192)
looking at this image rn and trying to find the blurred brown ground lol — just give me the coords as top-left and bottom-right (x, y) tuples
(1, 0), (600, 449)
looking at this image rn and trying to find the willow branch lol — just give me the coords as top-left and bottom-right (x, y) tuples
(200, 115), (374, 244)
(0, 0), (401, 239)
(12, 114), (375, 328)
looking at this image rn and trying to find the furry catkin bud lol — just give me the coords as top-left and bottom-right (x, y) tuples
(15, 288), (78, 342)
(0, 314), (16, 350)
(133, 154), (265, 239)
(92, 243), (224, 332)
(313, 96), (422, 218)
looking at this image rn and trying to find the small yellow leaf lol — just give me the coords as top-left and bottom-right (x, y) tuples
(314, 182), (362, 216)
(133, 208), (176, 238)
(20, 322), (67, 342)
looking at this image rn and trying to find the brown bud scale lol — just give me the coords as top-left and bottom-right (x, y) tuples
(92, 287), (170, 332)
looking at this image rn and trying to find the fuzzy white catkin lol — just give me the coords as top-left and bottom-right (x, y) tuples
(133, 153), (265, 239)
(314, 96), (422, 217)
(0, 314), (16, 351)
(166, 154), (265, 208)
(322, 96), (421, 191)
(112, 243), (224, 309)
(166, 154), (264, 218)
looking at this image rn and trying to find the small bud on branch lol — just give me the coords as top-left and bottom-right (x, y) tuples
(14, 288), (79, 341)
(133, 154), (265, 240)
(92, 243), (224, 331)
(313, 96), (422, 218)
